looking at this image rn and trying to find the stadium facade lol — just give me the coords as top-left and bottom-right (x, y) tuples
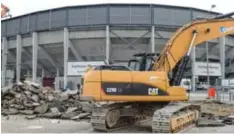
(1, 4), (234, 89)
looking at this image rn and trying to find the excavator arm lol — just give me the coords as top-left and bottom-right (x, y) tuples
(153, 18), (234, 74)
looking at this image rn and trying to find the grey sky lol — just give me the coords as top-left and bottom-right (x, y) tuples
(1, 0), (233, 17)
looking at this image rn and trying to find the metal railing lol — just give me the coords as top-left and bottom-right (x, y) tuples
(216, 79), (234, 104)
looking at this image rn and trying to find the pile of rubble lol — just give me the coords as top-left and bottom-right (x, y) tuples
(1, 81), (93, 120)
(192, 100), (234, 127)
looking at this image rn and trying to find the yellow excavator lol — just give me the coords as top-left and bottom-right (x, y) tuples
(80, 13), (234, 133)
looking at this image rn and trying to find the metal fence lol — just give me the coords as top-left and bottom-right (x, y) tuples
(216, 79), (234, 104)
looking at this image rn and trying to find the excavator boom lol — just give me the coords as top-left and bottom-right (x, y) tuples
(154, 18), (234, 73)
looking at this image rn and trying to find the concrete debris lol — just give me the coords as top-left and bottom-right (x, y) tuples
(25, 115), (37, 120)
(71, 113), (91, 120)
(222, 115), (234, 125)
(39, 112), (61, 118)
(66, 107), (78, 113)
(35, 103), (48, 114)
(50, 119), (60, 124)
(61, 112), (80, 119)
(31, 95), (39, 102)
(1, 81), (93, 121)
(2, 108), (19, 115)
(20, 110), (34, 115)
(80, 102), (93, 113)
(50, 107), (61, 114)
(197, 118), (225, 127)
(47, 94), (54, 101)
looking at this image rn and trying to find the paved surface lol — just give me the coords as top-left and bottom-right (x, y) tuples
(2, 115), (234, 133)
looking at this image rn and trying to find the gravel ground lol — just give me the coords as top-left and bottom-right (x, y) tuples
(1, 115), (234, 133)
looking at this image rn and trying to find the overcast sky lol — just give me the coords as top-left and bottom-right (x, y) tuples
(1, 0), (233, 17)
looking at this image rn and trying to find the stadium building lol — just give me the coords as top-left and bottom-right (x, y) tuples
(1, 4), (234, 90)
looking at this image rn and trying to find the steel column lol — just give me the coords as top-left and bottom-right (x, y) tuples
(69, 40), (83, 61)
(38, 46), (57, 68)
(106, 25), (110, 64)
(151, 26), (155, 53)
(41, 68), (45, 78)
(206, 42), (210, 87)
(63, 28), (69, 89)
(26, 70), (30, 79)
(56, 68), (60, 77)
(191, 46), (196, 91)
(220, 36), (226, 79)
(2, 37), (8, 87)
(32, 32), (38, 82)
(16, 35), (22, 83)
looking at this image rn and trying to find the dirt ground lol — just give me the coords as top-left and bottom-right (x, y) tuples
(1, 115), (234, 133)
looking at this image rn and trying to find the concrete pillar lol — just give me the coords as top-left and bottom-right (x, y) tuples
(26, 70), (30, 79)
(16, 35), (22, 83)
(56, 68), (60, 77)
(2, 37), (8, 87)
(32, 32), (38, 82)
(220, 36), (226, 79)
(63, 28), (69, 89)
(106, 25), (110, 64)
(206, 42), (210, 87)
(41, 68), (45, 78)
(151, 26), (155, 53)
(191, 46), (196, 91)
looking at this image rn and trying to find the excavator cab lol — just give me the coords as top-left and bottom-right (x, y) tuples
(128, 53), (159, 71)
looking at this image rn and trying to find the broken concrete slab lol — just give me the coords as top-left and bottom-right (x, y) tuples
(15, 93), (22, 98)
(24, 81), (40, 89)
(39, 112), (62, 118)
(71, 113), (91, 120)
(47, 94), (54, 101)
(66, 107), (78, 113)
(25, 115), (37, 120)
(32, 102), (41, 106)
(197, 118), (225, 127)
(31, 94), (39, 102)
(50, 119), (60, 124)
(80, 102), (93, 113)
(59, 92), (69, 102)
(20, 110), (34, 115)
(50, 107), (60, 113)
(61, 112), (80, 119)
(222, 115), (234, 125)
(35, 103), (48, 114)
(10, 104), (24, 110)
(3, 108), (19, 115)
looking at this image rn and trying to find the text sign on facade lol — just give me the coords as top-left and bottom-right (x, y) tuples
(67, 61), (105, 76)
(195, 62), (221, 76)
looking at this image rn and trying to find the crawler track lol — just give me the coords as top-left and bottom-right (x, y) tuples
(152, 102), (200, 133)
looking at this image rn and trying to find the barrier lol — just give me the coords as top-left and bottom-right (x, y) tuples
(215, 79), (234, 104)
(208, 87), (216, 98)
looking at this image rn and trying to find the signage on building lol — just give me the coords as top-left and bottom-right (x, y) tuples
(67, 61), (105, 76)
(195, 62), (221, 76)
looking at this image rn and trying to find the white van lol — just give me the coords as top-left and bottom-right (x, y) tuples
(180, 79), (192, 91)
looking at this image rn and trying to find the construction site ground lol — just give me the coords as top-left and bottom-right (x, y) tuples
(1, 115), (234, 133)
(2, 86), (234, 133)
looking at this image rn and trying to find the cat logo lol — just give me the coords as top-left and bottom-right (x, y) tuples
(148, 88), (159, 95)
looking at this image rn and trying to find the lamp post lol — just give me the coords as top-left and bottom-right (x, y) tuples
(209, 4), (216, 12)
